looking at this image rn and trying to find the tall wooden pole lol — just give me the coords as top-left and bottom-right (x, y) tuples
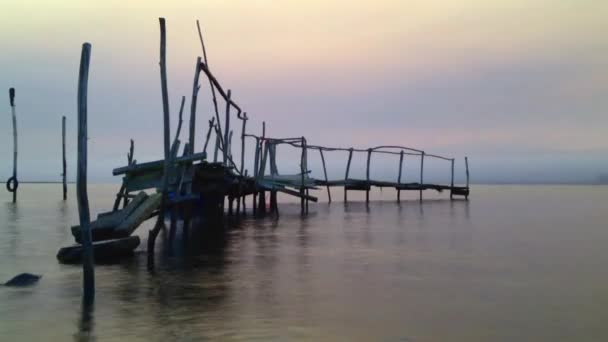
(344, 148), (353, 202)
(148, 17), (171, 268)
(366, 148), (371, 204)
(202, 117), (215, 154)
(62, 116), (67, 200)
(223, 90), (231, 165)
(8, 88), (18, 203)
(77, 42), (94, 304)
(397, 150), (404, 202)
(300, 137), (306, 215)
(319, 149), (331, 203)
(189, 57), (202, 154)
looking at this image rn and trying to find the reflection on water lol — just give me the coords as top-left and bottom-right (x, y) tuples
(1, 184), (608, 341)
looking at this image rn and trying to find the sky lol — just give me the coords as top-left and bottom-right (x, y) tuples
(0, 0), (607, 184)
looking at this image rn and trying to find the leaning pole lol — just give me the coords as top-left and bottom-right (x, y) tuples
(7, 88), (18, 203)
(77, 42), (95, 305)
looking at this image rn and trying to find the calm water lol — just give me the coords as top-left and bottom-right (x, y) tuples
(1, 184), (608, 341)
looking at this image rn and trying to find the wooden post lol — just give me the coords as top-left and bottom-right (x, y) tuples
(344, 148), (353, 202)
(397, 150), (404, 202)
(450, 158), (455, 200)
(237, 113), (247, 215)
(189, 57), (202, 154)
(8, 88), (18, 203)
(300, 137), (306, 215)
(252, 138), (260, 215)
(465, 156), (470, 200)
(62, 116), (67, 200)
(419, 152), (425, 201)
(148, 17), (171, 268)
(258, 141), (269, 214)
(77, 42), (94, 304)
(213, 125), (220, 162)
(269, 142), (278, 213)
(319, 149), (331, 203)
(202, 117), (215, 154)
(366, 148), (371, 203)
(223, 90), (231, 165)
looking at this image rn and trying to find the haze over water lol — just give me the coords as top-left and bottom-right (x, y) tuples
(1, 184), (608, 341)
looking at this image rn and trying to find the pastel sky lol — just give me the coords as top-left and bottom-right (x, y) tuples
(1, 0), (607, 183)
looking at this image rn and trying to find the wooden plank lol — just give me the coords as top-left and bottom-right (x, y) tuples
(57, 236), (140, 264)
(112, 151), (206, 176)
(116, 193), (162, 236)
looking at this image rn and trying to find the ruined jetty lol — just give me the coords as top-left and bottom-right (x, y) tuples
(57, 18), (470, 266)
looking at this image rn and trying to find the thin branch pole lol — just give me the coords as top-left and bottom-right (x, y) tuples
(172, 96), (186, 151)
(223, 90), (231, 165)
(344, 148), (353, 202)
(397, 150), (404, 202)
(419, 152), (425, 201)
(202, 117), (215, 154)
(8, 88), (18, 203)
(77, 42), (94, 305)
(189, 57), (202, 154)
(213, 125), (220, 162)
(62, 116), (67, 200)
(237, 113), (248, 215)
(319, 149), (331, 203)
(149, 17), (171, 268)
(196, 20), (225, 156)
(366, 148), (371, 204)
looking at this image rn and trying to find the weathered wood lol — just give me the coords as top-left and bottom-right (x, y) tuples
(77, 42), (94, 304)
(450, 158), (455, 200)
(116, 193), (162, 236)
(223, 89), (231, 165)
(344, 148), (353, 202)
(57, 236), (140, 264)
(8, 88), (18, 203)
(213, 125), (220, 162)
(112, 152), (206, 176)
(62, 116), (67, 200)
(366, 148), (371, 203)
(149, 17), (171, 268)
(419, 151), (425, 201)
(397, 150), (404, 202)
(237, 113), (248, 215)
(319, 149), (331, 203)
(171, 96), (185, 152)
(203, 117), (215, 154)
(189, 57), (202, 154)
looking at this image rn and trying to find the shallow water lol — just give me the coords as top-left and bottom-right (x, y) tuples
(1, 184), (608, 341)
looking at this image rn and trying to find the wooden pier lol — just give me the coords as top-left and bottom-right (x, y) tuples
(55, 18), (471, 270)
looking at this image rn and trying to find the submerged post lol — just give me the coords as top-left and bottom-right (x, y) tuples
(344, 148), (353, 202)
(319, 149), (331, 203)
(450, 158), (455, 200)
(7, 88), (18, 203)
(397, 150), (404, 202)
(300, 137), (306, 215)
(77, 42), (94, 304)
(465, 156), (470, 200)
(148, 17), (171, 267)
(366, 148), (371, 203)
(419, 152), (425, 201)
(62, 116), (67, 200)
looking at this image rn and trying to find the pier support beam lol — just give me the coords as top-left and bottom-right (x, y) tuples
(77, 42), (94, 305)
(344, 148), (353, 202)
(465, 156), (470, 200)
(397, 150), (404, 202)
(450, 158), (455, 200)
(419, 152), (425, 201)
(366, 148), (371, 204)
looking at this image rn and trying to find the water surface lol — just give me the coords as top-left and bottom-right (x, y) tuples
(1, 184), (607, 341)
